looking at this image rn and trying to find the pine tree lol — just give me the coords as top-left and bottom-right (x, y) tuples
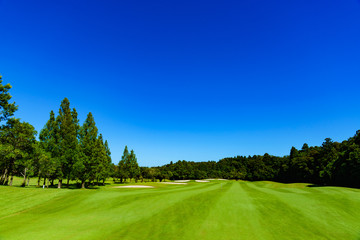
(94, 134), (109, 185)
(76, 112), (98, 188)
(117, 146), (129, 183)
(104, 140), (113, 181)
(39, 110), (61, 186)
(128, 149), (140, 182)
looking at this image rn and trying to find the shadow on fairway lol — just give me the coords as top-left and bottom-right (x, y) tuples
(307, 184), (360, 190)
(27, 183), (106, 190)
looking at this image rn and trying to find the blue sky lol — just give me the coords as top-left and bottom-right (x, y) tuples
(1, 0), (360, 166)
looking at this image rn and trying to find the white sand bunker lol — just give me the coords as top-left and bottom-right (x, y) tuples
(205, 179), (228, 181)
(159, 182), (188, 185)
(174, 180), (190, 182)
(195, 180), (210, 183)
(113, 185), (154, 188)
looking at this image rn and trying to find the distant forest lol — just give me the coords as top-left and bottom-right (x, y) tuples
(0, 76), (359, 188)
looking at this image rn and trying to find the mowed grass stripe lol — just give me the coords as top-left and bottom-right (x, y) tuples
(0, 181), (214, 220)
(1, 181), (359, 240)
(248, 182), (360, 231)
(195, 181), (272, 240)
(0, 182), (220, 240)
(105, 182), (233, 240)
(241, 182), (331, 239)
(243, 182), (360, 239)
(0, 186), (71, 218)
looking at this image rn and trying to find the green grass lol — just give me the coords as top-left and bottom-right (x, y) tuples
(0, 179), (359, 240)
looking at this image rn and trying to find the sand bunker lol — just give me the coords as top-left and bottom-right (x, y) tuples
(159, 182), (188, 185)
(195, 180), (210, 183)
(205, 179), (228, 181)
(113, 185), (154, 188)
(174, 180), (190, 182)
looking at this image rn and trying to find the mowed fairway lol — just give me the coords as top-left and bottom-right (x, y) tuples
(0, 181), (359, 240)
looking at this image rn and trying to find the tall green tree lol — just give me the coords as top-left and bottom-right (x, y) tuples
(39, 111), (58, 154)
(117, 146), (129, 182)
(75, 112), (98, 188)
(56, 98), (79, 188)
(39, 110), (61, 186)
(94, 134), (112, 185)
(128, 149), (140, 182)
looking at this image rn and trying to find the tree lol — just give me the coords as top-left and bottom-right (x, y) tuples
(75, 112), (98, 188)
(39, 110), (60, 184)
(94, 134), (112, 185)
(0, 118), (36, 186)
(104, 140), (113, 178)
(56, 99), (79, 188)
(33, 143), (58, 188)
(117, 146), (129, 183)
(0, 75), (17, 122)
(128, 149), (140, 182)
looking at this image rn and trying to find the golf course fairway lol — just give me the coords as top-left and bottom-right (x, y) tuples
(0, 181), (359, 240)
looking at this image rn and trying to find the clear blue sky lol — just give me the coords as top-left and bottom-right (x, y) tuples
(1, 0), (360, 166)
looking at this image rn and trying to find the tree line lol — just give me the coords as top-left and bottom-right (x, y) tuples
(0, 76), (113, 188)
(0, 76), (359, 188)
(150, 133), (359, 188)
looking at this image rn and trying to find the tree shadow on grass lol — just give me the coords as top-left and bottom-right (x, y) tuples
(307, 184), (323, 188)
(307, 183), (360, 190)
(34, 182), (102, 190)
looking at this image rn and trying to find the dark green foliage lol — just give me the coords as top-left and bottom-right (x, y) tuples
(0, 118), (36, 186)
(95, 134), (112, 184)
(0, 81), (115, 189)
(75, 112), (99, 188)
(39, 101), (111, 188)
(56, 98), (79, 188)
(117, 146), (130, 182)
(39, 110), (60, 184)
(128, 150), (140, 182)
(153, 131), (360, 188)
(0, 75), (18, 122)
(115, 146), (140, 182)
(33, 142), (58, 187)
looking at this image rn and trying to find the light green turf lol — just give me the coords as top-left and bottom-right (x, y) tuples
(0, 180), (359, 240)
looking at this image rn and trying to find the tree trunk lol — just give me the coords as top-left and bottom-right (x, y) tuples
(81, 180), (85, 189)
(4, 174), (9, 185)
(46, 178), (50, 188)
(22, 168), (27, 187)
(51, 179), (54, 186)
(0, 168), (8, 185)
(9, 175), (13, 186)
(27, 176), (30, 186)
(37, 176), (41, 187)
(43, 177), (46, 186)
(58, 179), (62, 188)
